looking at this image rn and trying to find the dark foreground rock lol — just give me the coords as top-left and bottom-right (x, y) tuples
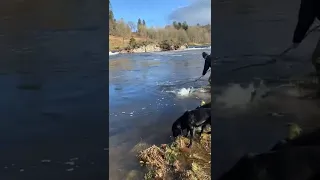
(218, 127), (320, 180)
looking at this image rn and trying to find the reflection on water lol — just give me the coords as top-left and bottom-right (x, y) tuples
(109, 58), (134, 71)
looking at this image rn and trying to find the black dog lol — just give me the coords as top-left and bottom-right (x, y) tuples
(172, 108), (211, 148)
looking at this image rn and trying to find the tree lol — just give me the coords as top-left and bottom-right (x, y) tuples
(129, 37), (137, 48)
(137, 18), (142, 33)
(142, 20), (146, 26)
(177, 29), (189, 44)
(146, 28), (157, 40)
(109, 0), (116, 35)
(115, 19), (131, 45)
(138, 24), (147, 38)
(177, 22), (182, 30)
(128, 21), (136, 32)
(182, 21), (188, 31)
(173, 21), (178, 29)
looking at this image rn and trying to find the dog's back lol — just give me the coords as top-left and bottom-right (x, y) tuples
(189, 108), (211, 127)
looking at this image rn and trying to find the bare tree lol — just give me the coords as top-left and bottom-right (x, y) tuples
(127, 21), (136, 32)
(115, 19), (131, 45)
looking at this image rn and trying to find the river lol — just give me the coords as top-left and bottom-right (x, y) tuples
(109, 48), (211, 179)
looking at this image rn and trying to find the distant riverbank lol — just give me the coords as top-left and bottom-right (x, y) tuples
(109, 35), (210, 54)
(109, 43), (211, 55)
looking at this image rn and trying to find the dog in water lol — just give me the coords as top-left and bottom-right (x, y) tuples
(172, 108), (211, 148)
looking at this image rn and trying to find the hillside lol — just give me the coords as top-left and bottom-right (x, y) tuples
(109, 34), (146, 51)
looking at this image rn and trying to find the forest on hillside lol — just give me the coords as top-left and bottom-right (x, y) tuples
(109, 1), (211, 50)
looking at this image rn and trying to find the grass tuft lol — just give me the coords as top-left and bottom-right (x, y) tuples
(137, 132), (211, 180)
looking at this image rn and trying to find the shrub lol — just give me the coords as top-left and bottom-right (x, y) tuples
(159, 40), (172, 51)
(129, 37), (137, 48)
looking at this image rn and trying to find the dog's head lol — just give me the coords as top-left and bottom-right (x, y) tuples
(172, 124), (182, 138)
(172, 111), (190, 138)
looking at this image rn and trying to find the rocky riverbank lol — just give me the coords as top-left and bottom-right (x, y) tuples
(118, 44), (188, 54)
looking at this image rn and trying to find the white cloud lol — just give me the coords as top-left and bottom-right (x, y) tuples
(168, 0), (211, 25)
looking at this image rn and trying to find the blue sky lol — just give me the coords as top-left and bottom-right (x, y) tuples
(110, 0), (211, 27)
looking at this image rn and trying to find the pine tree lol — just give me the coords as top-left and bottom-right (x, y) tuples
(177, 22), (182, 30)
(173, 21), (177, 29)
(137, 18), (142, 33)
(142, 20), (146, 26)
(109, 0), (115, 34)
(182, 21), (188, 31)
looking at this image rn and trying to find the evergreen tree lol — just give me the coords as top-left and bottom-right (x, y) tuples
(173, 21), (177, 29)
(109, 0), (115, 34)
(109, 1), (114, 20)
(177, 22), (182, 30)
(142, 20), (146, 26)
(182, 21), (188, 31)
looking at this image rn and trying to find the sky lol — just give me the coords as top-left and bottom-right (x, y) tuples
(110, 0), (211, 27)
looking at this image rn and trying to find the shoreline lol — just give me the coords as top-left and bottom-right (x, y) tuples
(109, 44), (211, 55)
(134, 102), (212, 180)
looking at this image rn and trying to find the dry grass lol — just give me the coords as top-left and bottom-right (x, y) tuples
(109, 35), (146, 51)
(137, 132), (211, 180)
(109, 35), (210, 51)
